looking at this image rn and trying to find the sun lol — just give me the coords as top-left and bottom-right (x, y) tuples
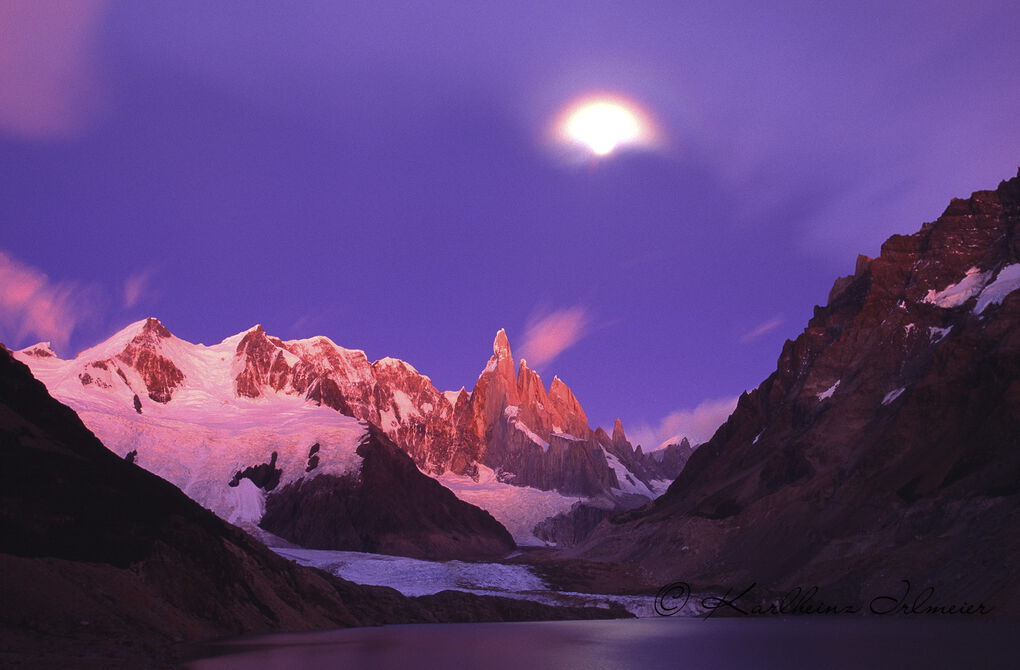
(553, 94), (656, 158)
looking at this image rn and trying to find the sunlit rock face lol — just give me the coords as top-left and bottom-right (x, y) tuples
(574, 171), (1020, 613)
(63, 316), (186, 404)
(453, 329), (680, 497)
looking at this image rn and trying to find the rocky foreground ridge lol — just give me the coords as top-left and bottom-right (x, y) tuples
(573, 171), (1020, 615)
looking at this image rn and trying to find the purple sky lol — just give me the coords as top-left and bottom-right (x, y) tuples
(2, 1), (1019, 447)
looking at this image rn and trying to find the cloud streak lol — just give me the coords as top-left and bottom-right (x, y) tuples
(739, 315), (784, 343)
(0, 250), (96, 351)
(123, 269), (156, 308)
(519, 306), (589, 368)
(0, 0), (109, 140)
(630, 395), (739, 449)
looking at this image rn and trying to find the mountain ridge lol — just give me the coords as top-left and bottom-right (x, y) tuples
(570, 169), (1020, 614)
(16, 319), (685, 545)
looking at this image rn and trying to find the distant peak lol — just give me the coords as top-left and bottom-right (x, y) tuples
(548, 375), (573, 401)
(141, 317), (172, 338)
(374, 357), (420, 374)
(493, 329), (512, 359)
(107, 317), (171, 342)
(612, 418), (627, 443)
(236, 324), (270, 341)
(18, 342), (56, 358)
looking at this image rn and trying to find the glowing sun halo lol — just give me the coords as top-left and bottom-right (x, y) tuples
(555, 95), (655, 158)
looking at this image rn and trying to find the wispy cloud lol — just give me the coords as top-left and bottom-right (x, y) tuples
(739, 315), (784, 343)
(0, 0), (110, 140)
(519, 306), (590, 368)
(0, 250), (96, 351)
(122, 268), (156, 308)
(630, 396), (739, 449)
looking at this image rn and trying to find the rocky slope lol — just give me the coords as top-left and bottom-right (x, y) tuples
(0, 348), (630, 668)
(574, 171), (1020, 614)
(260, 425), (515, 560)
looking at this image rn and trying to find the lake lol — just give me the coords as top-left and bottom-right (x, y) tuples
(187, 616), (1016, 669)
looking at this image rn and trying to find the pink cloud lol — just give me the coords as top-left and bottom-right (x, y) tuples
(123, 269), (155, 308)
(519, 306), (590, 367)
(739, 315), (784, 343)
(630, 395), (739, 449)
(0, 0), (110, 140)
(0, 250), (94, 351)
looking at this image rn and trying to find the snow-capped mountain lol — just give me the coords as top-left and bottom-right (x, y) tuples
(15, 318), (682, 546)
(573, 170), (1020, 611)
(0, 347), (626, 666)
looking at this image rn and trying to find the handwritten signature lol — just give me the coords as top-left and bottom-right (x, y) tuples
(655, 580), (993, 618)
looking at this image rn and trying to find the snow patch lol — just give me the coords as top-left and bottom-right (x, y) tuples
(436, 464), (581, 545)
(378, 407), (399, 429)
(503, 406), (548, 451)
(752, 430), (763, 445)
(277, 347), (302, 367)
(514, 421), (549, 451)
(922, 266), (991, 309)
(550, 432), (584, 442)
(226, 477), (266, 525)
(442, 389), (466, 406)
(375, 356), (417, 373)
(602, 448), (654, 497)
(974, 263), (1020, 314)
(882, 388), (905, 406)
(928, 326), (952, 343)
(648, 479), (673, 496)
(390, 389), (420, 419)
(816, 380), (840, 401)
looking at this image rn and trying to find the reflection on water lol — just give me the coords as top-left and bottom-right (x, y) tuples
(188, 617), (1015, 670)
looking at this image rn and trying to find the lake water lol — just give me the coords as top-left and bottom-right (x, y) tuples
(187, 617), (1016, 669)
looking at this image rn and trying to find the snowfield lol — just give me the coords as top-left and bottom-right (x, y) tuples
(272, 547), (669, 616)
(438, 464), (584, 545)
(36, 381), (367, 523)
(923, 266), (991, 309)
(975, 263), (1020, 314)
(15, 323), (370, 524)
